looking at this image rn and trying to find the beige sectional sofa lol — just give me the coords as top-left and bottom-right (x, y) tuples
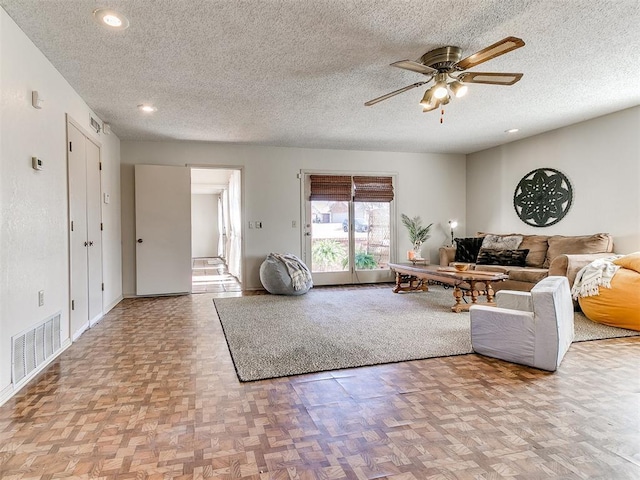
(439, 233), (615, 291)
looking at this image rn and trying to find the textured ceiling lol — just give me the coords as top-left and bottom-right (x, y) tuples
(2, 0), (639, 154)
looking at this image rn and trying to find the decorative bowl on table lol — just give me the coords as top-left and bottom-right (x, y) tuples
(453, 263), (470, 272)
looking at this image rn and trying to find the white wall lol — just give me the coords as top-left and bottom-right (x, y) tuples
(191, 193), (219, 257)
(466, 106), (640, 253)
(0, 8), (122, 398)
(121, 142), (466, 292)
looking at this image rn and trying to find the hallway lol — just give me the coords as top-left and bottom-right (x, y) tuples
(191, 257), (242, 295)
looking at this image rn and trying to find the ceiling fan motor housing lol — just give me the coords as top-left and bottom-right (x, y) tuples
(419, 46), (462, 72)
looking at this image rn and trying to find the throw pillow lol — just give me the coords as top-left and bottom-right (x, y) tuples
(454, 237), (484, 263)
(476, 248), (530, 267)
(613, 252), (640, 274)
(544, 233), (613, 267)
(481, 234), (523, 250)
(519, 235), (550, 268)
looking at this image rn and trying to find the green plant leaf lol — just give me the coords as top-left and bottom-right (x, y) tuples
(401, 213), (432, 246)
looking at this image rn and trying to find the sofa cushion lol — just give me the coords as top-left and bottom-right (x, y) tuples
(481, 234), (523, 250)
(473, 265), (511, 274)
(544, 233), (614, 267)
(476, 248), (529, 267)
(507, 267), (549, 284)
(519, 235), (550, 268)
(454, 237), (484, 263)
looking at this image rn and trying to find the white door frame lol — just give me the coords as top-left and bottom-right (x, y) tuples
(188, 164), (245, 287)
(300, 169), (397, 286)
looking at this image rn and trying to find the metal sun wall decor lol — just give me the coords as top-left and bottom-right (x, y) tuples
(513, 168), (573, 227)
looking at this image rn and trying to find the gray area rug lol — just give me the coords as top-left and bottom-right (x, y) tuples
(213, 286), (639, 381)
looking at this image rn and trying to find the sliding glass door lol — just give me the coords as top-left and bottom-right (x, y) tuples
(303, 173), (395, 286)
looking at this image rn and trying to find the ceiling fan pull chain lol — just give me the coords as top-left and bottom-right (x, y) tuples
(440, 108), (445, 124)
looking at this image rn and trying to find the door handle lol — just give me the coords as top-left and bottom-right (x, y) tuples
(137, 238), (143, 243)
(84, 241), (88, 247)
(89, 241), (94, 246)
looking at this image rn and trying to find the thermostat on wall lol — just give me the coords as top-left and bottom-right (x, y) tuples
(32, 157), (43, 170)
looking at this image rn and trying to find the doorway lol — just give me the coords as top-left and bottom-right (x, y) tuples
(302, 173), (395, 286)
(190, 168), (242, 294)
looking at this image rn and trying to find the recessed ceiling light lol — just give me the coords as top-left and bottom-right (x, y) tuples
(93, 8), (130, 30)
(505, 128), (519, 134)
(138, 104), (157, 113)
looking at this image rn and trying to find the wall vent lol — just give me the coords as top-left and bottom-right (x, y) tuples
(12, 312), (61, 385)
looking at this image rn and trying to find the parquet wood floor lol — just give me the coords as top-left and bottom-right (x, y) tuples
(1, 288), (639, 479)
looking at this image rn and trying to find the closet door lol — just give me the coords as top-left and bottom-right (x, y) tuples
(85, 139), (103, 324)
(68, 119), (103, 337)
(68, 123), (89, 337)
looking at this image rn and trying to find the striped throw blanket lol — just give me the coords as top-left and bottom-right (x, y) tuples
(571, 255), (622, 300)
(271, 253), (313, 291)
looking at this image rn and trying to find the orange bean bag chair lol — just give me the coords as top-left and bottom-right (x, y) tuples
(578, 253), (640, 331)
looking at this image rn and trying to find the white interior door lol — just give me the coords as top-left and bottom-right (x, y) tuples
(68, 123), (89, 336)
(68, 119), (104, 335)
(85, 139), (103, 324)
(135, 165), (192, 295)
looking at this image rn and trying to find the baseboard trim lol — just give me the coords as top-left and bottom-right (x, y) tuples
(0, 338), (72, 408)
(0, 384), (13, 408)
(124, 292), (190, 298)
(104, 295), (123, 313)
(89, 312), (103, 327)
(72, 322), (89, 341)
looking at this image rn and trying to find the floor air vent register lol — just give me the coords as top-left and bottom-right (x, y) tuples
(12, 312), (62, 385)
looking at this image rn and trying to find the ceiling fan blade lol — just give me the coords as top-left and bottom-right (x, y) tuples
(458, 72), (523, 85)
(391, 60), (437, 75)
(455, 37), (525, 71)
(364, 82), (428, 106)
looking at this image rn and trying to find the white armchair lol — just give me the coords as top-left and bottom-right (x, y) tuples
(469, 276), (574, 371)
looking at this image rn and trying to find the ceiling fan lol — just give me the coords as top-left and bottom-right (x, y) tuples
(364, 37), (525, 113)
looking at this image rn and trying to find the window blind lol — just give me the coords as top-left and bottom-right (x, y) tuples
(309, 175), (352, 201)
(353, 176), (394, 202)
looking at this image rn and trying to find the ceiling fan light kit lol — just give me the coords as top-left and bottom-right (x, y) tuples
(420, 88), (434, 107)
(365, 36), (526, 121)
(449, 81), (468, 98)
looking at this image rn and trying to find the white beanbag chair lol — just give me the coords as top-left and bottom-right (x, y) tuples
(259, 253), (313, 295)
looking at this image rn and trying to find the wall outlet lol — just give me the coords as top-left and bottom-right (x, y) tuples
(38, 290), (44, 306)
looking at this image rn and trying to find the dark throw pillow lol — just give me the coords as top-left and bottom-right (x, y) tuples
(476, 248), (530, 267)
(454, 237), (484, 263)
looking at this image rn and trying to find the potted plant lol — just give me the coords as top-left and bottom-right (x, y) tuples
(401, 214), (433, 259)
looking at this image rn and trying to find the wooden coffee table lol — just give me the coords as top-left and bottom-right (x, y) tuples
(388, 263), (509, 312)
